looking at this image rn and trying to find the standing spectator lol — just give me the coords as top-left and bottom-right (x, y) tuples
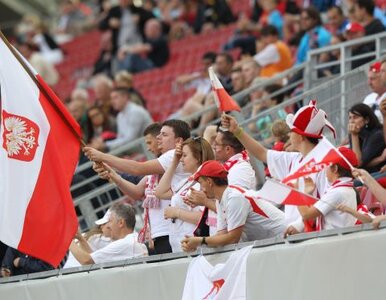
(69, 202), (148, 265)
(327, 5), (349, 35)
(253, 25), (293, 78)
(155, 138), (215, 252)
(363, 62), (386, 123)
(296, 6), (332, 64)
(90, 88), (152, 151)
(348, 103), (386, 173)
(354, 0), (385, 36)
(116, 19), (169, 73)
(93, 123), (174, 255)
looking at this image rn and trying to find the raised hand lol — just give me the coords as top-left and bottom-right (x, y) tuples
(83, 146), (106, 162)
(221, 114), (239, 134)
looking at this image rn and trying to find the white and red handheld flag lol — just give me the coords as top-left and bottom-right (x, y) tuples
(282, 137), (347, 184)
(0, 35), (80, 267)
(258, 179), (318, 206)
(209, 66), (241, 112)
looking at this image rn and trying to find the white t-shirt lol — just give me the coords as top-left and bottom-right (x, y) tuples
(149, 199), (171, 239)
(90, 232), (148, 264)
(227, 158), (256, 190)
(314, 178), (357, 230)
(216, 187), (286, 242)
(363, 92), (384, 123)
(158, 149), (190, 191)
(254, 43), (280, 67)
(266, 150), (329, 228)
(169, 181), (202, 253)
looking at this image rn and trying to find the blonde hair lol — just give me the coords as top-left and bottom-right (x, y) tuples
(271, 119), (290, 142)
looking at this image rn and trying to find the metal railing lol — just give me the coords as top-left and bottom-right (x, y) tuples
(306, 31), (386, 89)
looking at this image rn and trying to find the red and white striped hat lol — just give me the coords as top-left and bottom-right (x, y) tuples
(286, 100), (336, 139)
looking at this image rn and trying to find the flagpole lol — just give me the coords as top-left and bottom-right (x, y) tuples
(0, 31), (86, 147)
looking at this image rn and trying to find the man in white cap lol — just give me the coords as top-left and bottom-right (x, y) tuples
(221, 100), (337, 235)
(181, 160), (285, 251)
(63, 209), (112, 268)
(69, 202), (147, 266)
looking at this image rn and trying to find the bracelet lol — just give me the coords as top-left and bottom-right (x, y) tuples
(234, 127), (244, 139)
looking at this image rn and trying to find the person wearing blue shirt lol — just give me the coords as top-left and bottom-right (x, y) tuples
(296, 6), (332, 64)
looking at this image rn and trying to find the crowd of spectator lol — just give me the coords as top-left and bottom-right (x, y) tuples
(1, 0), (386, 276)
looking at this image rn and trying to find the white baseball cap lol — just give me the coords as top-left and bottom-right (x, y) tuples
(95, 209), (111, 225)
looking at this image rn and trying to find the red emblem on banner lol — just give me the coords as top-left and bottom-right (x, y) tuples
(2, 110), (40, 162)
(202, 279), (225, 299)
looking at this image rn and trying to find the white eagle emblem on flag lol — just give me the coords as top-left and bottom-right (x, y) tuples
(2, 110), (40, 162)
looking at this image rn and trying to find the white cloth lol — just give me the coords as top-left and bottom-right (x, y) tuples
(169, 181), (202, 253)
(105, 102), (152, 150)
(267, 150), (329, 229)
(254, 43), (280, 67)
(90, 232), (148, 264)
(216, 187), (286, 242)
(314, 178), (357, 230)
(182, 245), (252, 300)
(117, 9), (142, 48)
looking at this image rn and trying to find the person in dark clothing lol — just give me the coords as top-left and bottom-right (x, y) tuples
(116, 18), (169, 73)
(99, 0), (154, 54)
(354, 0), (385, 36)
(1, 247), (54, 277)
(348, 103), (386, 173)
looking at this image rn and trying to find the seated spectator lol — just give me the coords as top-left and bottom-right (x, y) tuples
(64, 210), (112, 268)
(155, 138), (215, 252)
(318, 34), (345, 77)
(249, 84), (287, 139)
(181, 160), (286, 251)
(69, 202), (148, 265)
(116, 19), (169, 73)
(296, 147), (359, 231)
(362, 62), (386, 123)
(327, 5), (349, 35)
(99, 0), (154, 54)
(92, 74), (115, 118)
(354, 0), (385, 36)
(1, 247), (54, 277)
(253, 25), (293, 78)
(344, 23), (375, 69)
(16, 39), (59, 86)
(193, 0), (234, 33)
(348, 103), (386, 173)
(258, 0), (284, 38)
(296, 6), (332, 64)
(67, 97), (90, 142)
(214, 52), (234, 93)
(86, 105), (116, 144)
(90, 87), (152, 151)
(114, 70), (146, 108)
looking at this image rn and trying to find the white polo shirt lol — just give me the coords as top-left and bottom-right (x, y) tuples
(216, 187), (286, 242)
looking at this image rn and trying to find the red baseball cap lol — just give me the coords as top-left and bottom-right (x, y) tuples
(369, 62), (382, 73)
(336, 147), (359, 170)
(345, 22), (365, 33)
(192, 160), (228, 181)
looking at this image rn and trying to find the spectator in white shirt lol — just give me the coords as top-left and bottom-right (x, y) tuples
(69, 202), (148, 265)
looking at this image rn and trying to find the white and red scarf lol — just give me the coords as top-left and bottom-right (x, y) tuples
(223, 150), (249, 171)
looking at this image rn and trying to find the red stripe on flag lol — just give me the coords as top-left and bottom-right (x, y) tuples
(282, 189), (317, 206)
(17, 77), (80, 267)
(213, 88), (241, 112)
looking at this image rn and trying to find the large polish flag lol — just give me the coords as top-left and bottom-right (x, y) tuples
(0, 37), (80, 267)
(209, 66), (241, 112)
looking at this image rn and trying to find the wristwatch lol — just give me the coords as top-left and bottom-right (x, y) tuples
(201, 237), (208, 245)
